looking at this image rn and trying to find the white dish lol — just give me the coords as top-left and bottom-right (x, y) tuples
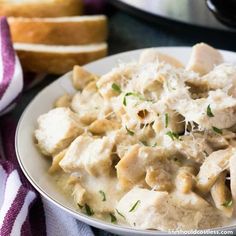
(15, 47), (236, 235)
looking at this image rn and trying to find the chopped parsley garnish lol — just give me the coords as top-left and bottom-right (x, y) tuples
(212, 126), (222, 134)
(84, 204), (94, 216)
(115, 209), (126, 219)
(77, 203), (83, 209)
(111, 83), (122, 94)
(99, 190), (106, 201)
(165, 113), (169, 128)
(166, 131), (179, 140)
(129, 200), (141, 212)
(123, 92), (146, 106)
(126, 126), (134, 136)
(122, 91), (153, 106)
(222, 199), (233, 208)
(109, 213), (117, 223)
(123, 92), (134, 106)
(207, 104), (214, 117)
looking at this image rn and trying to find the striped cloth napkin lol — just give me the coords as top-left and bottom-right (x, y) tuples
(0, 17), (23, 115)
(0, 17), (94, 236)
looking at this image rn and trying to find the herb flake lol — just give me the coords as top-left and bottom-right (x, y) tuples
(166, 131), (179, 140)
(123, 92), (133, 106)
(123, 92), (146, 106)
(207, 104), (214, 117)
(85, 204), (94, 216)
(115, 209), (126, 219)
(77, 203), (83, 209)
(109, 213), (117, 223)
(99, 190), (106, 201)
(165, 113), (169, 128)
(129, 200), (141, 212)
(126, 126), (134, 136)
(222, 199), (233, 208)
(212, 126), (222, 134)
(111, 83), (122, 94)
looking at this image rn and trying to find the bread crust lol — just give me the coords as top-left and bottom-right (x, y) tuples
(8, 16), (107, 45)
(15, 44), (108, 74)
(0, 0), (83, 17)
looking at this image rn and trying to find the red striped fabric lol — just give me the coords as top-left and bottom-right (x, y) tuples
(0, 118), (46, 236)
(0, 17), (15, 100)
(0, 17), (23, 116)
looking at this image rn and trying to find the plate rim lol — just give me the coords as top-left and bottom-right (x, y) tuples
(15, 46), (236, 235)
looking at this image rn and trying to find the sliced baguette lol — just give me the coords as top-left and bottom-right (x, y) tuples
(14, 43), (107, 74)
(8, 16), (107, 45)
(0, 0), (83, 18)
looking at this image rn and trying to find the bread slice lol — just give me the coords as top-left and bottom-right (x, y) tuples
(8, 16), (107, 45)
(0, 0), (83, 18)
(14, 43), (107, 74)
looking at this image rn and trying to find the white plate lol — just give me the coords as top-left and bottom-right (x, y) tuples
(16, 47), (236, 236)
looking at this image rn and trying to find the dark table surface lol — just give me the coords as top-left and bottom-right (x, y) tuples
(8, 3), (236, 235)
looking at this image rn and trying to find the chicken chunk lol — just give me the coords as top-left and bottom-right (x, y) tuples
(116, 187), (169, 229)
(72, 65), (97, 90)
(186, 43), (223, 75)
(196, 148), (232, 193)
(175, 90), (236, 130)
(35, 107), (83, 156)
(187, 64), (236, 97)
(169, 191), (223, 229)
(171, 190), (209, 210)
(79, 175), (123, 214)
(116, 187), (222, 230)
(116, 145), (143, 189)
(180, 130), (233, 154)
(60, 135), (114, 176)
(116, 145), (174, 189)
(97, 63), (137, 100)
(139, 49), (184, 68)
